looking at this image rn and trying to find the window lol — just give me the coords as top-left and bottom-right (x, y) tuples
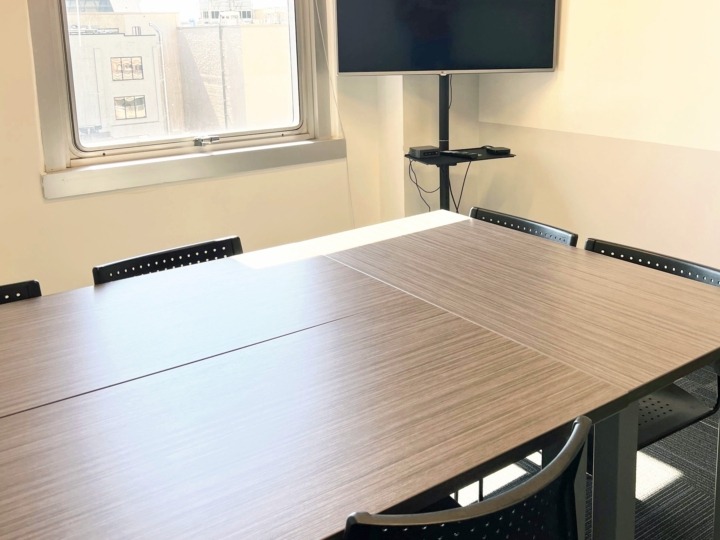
(27, 0), (343, 199)
(65, 0), (113, 12)
(111, 57), (144, 81)
(63, 0), (302, 152)
(114, 96), (147, 120)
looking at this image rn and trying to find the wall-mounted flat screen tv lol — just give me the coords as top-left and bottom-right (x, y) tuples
(336, 0), (559, 75)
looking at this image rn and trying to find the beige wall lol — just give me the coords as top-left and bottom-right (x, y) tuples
(468, 0), (720, 267)
(9, 0), (713, 295)
(2, 0), (385, 294)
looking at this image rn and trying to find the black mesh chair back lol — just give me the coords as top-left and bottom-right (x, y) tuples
(585, 238), (720, 286)
(586, 238), (720, 447)
(469, 207), (578, 247)
(0, 280), (42, 305)
(92, 236), (242, 285)
(344, 416), (591, 540)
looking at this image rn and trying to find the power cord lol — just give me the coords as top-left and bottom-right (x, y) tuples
(449, 161), (472, 213)
(408, 159), (439, 212)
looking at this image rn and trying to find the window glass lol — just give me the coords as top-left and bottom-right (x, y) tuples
(114, 96), (147, 120)
(111, 57), (144, 80)
(62, 0), (301, 151)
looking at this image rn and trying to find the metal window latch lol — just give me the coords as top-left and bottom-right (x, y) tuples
(194, 136), (220, 146)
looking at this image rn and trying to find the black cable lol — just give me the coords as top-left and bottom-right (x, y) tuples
(448, 74), (453, 109)
(456, 161), (471, 212)
(410, 162), (430, 212)
(408, 160), (439, 212)
(448, 161), (472, 213)
(409, 160), (440, 194)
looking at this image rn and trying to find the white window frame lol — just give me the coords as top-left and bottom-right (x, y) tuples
(28, 0), (344, 200)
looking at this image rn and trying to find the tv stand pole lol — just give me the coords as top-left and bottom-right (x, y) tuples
(438, 75), (451, 211)
(404, 75), (513, 211)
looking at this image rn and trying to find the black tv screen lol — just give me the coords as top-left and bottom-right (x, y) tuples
(336, 0), (558, 75)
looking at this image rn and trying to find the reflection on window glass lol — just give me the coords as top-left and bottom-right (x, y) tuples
(111, 57), (144, 80)
(122, 57), (133, 79)
(114, 96), (146, 120)
(63, 0), (300, 150)
(132, 57), (144, 79)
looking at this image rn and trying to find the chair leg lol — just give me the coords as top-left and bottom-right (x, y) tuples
(453, 479), (484, 505)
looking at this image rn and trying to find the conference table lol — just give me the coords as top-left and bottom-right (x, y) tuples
(1, 210), (720, 539)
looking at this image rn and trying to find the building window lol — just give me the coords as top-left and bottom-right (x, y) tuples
(63, 1), (302, 152)
(27, 0), (342, 199)
(65, 0), (114, 12)
(114, 96), (147, 120)
(111, 57), (144, 81)
(30, 0), (309, 156)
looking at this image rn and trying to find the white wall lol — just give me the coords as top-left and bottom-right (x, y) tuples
(468, 0), (720, 268)
(478, 0), (720, 151)
(2, 0), (389, 294)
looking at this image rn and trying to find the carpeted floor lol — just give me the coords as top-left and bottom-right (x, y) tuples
(470, 366), (719, 539)
(616, 365), (718, 540)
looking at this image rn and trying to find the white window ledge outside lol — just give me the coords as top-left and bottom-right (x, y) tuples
(42, 138), (346, 199)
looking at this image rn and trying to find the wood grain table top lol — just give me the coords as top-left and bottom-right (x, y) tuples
(0, 295), (624, 540)
(0, 256), (414, 418)
(329, 218), (720, 394)
(4, 211), (716, 539)
(236, 210), (468, 269)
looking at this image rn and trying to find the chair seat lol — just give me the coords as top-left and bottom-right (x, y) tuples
(638, 383), (716, 449)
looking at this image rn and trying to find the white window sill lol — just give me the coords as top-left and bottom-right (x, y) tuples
(42, 138), (347, 200)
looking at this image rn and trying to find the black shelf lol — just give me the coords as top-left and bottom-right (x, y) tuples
(410, 75), (517, 211)
(405, 147), (516, 167)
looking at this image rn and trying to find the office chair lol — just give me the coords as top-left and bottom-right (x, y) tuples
(0, 280), (42, 305)
(344, 416), (591, 540)
(469, 207), (578, 247)
(92, 236), (243, 285)
(586, 238), (720, 448)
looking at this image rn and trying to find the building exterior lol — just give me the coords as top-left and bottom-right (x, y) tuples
(64, 0), (295, 149)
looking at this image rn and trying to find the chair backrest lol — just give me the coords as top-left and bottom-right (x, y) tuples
(0, 280), (42, 305)
(585, 239), (720, 287)
(469, 207), (578, 246)
(344, 416), (591, 540)
(92, 236), (243, 285)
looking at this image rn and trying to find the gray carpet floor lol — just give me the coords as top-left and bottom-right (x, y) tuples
(581, 365), (718, 539)
(482, 366), (719, 539)
(618, 366), (718, 540)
